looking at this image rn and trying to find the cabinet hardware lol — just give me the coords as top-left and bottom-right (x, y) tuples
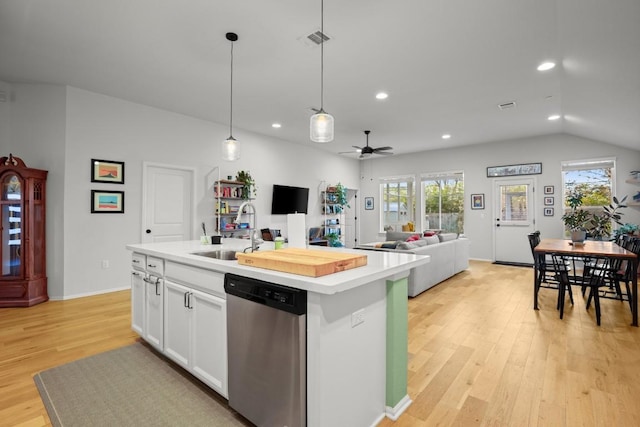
(155, 281), (161, 296)
(188, 292), (193, 309)
(132, 272), (140, 276)
(148, 264), (157, 268)
(184, 291), (189, 308)
(132, 259), (140, 263)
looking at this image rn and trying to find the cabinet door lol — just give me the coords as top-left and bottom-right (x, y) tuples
(130, 270), (145, 336)
(145, 277), (164, 350)
(164, 280), (191, 369)
(191, 289), (228, 397)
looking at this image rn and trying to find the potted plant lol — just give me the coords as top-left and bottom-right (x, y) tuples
(613, 223), (639, 242)
(588, 195), (627, 240)
(325, 232), (343, 247)
(333, 182), (349, 213)
(235, 170), (256, 200)
(561, 191), (590, 243)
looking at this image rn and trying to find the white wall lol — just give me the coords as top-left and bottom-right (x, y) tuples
(5, 84), (67, 297)
(359, 134), (640, 261)
(31, 85), (358, 298)
(0, 81), (10, 147)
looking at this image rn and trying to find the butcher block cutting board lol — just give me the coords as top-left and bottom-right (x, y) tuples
(236, 248), (367, 277)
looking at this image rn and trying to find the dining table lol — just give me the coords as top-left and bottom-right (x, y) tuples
(533, 238), (639, 326)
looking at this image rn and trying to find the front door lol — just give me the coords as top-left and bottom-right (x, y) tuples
(493, 178), (536, 264)
(142, 163), (195, 243)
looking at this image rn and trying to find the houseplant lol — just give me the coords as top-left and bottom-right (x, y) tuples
(333, 182), (349, 213)
(235, 170), (256, 200)
(588, 195), (627, 240)
(561, 191), (591, 243)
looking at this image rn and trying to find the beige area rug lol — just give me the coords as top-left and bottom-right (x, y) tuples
(33, 342), (251, 427)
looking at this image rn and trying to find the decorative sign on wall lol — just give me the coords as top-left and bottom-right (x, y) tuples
(364, 197), (374, 210)
(486, 162), (542, 177)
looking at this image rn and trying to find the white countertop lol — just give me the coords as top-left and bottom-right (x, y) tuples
(127, 239), (430, 295)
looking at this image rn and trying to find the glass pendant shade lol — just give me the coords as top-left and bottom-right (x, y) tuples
(310, 110), (334, 143)
(222, 136), (240, 161)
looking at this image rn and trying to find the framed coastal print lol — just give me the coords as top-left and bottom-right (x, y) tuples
(544, 207), (554, 217)
(91, 190), (125, 213)
(471, 193), (485, 210)
(364, 197), (374, 210)
(91, 159), (125, 184)
(544, 196), (554, 206)
(486, 162), (542, 177)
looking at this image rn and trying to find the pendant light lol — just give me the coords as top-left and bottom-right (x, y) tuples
(310, 0), (334, 143)
(222, 32), (240, 161)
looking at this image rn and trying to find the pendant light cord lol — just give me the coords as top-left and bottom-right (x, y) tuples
(229, 40), (234, 137)
(320, 0), (324, 111)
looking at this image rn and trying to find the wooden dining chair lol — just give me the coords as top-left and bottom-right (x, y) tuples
(549, 253), (575, 319)
(581, 255), (613, 326)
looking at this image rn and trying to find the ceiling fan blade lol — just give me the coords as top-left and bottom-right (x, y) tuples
(339, 151), (358, 154)
(352, 145), (363, 149)
(373, 146), (393, 152)
(375, 151), (393, 155)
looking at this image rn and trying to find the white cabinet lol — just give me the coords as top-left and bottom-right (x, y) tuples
(130, 252), (164, 352)
(164, 279), (228, 397)
(130, 269), (145, 336)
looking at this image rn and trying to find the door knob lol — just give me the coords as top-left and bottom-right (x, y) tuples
(146, 229), (151, 234)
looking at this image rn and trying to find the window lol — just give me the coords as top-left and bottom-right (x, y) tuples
(561, 158), (615, 231)
(421, 171), (464, 233)
(380, 176), (415, 232)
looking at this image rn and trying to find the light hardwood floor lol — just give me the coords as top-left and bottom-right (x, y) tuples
(2, 261), (640, 426)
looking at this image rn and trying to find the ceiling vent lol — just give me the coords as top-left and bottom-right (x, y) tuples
(498, 101), (517, 110)
(307, 30), (330, 45)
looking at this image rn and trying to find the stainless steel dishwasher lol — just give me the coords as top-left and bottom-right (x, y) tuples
(224, 273), (307, 427)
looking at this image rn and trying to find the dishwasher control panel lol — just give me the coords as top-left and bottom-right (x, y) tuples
(224, 273), (307, 315)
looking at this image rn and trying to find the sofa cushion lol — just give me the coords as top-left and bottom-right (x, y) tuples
(438, 233), (458, 242)
(423, 235), (440, 245)
(386, 231), (419, 241)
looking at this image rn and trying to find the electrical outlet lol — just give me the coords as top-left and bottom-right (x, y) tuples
(101, 260), (110, 269)
(351, 309), (365, 327)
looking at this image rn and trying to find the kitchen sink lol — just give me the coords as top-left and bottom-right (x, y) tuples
(192, 250), (238, 261)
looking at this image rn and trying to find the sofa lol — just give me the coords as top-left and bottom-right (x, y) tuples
(356, 231), (470, 297)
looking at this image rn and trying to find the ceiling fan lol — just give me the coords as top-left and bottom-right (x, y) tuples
(341, 130), (393, 158)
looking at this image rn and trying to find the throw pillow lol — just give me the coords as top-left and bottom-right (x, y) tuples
(438, 233), (458, 242)
(424, 235), (440, 245)
(380, 241), (399, 249)
(406, 234), (420, 242)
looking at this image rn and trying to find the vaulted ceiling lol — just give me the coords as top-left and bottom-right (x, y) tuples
(1, 0), (638, 157)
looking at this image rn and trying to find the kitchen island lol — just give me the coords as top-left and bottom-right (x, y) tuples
(127, 239), (429, 427)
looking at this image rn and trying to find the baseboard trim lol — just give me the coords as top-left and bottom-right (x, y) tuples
(492, 261), (533, 268)
(385, 394), (412, 420)
(49, 286), (130, 301)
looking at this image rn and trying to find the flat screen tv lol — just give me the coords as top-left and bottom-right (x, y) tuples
(271, 184), (309, 214)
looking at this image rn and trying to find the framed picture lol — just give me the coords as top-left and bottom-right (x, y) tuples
(544, 196), (554, 206)
(544, 207), (554, 217)
(364, 197), (374, 210)
(91, 190), (125, 213)
(544, 185), (554, 194)
(486, 162), (542, 177)
(91, 159), (125, 184)
(471, 193), (485, 210)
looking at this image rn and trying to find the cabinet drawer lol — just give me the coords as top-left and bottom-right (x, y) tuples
(146, 256), (164, 276)
(131, 253), (146, 271)
(165, 261), (225, 298)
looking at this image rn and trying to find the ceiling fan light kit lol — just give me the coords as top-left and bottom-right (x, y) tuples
(340, 130), (393, 159)
(222, 32), (240, 161)
(310, 0), (334, 143)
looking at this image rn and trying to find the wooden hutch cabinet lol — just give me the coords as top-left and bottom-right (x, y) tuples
(0, 154), (48, 307)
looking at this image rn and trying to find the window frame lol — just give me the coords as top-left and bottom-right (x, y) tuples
(419, 170), (465, 233)
(378, 175), (416, 233)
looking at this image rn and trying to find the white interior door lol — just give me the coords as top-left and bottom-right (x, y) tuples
(142, 163), (195, 243)
(493, 178), (536, 264)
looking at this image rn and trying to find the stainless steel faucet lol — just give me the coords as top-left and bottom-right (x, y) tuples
(236, 201), (261, 252)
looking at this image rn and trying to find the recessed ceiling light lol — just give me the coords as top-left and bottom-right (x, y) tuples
(441, 134), (451, 139)
(272, 123), (281, 128)
(537, 62), (556, 71)
(375, 92), (388, 100)
(548, 115), (561, 121)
